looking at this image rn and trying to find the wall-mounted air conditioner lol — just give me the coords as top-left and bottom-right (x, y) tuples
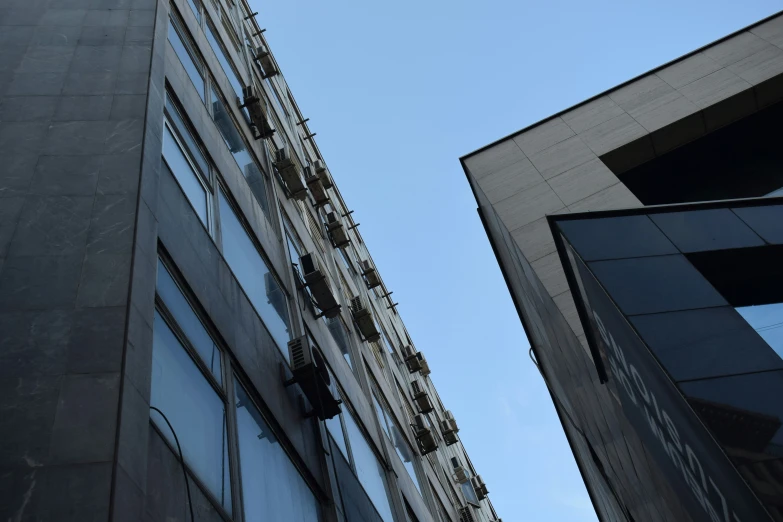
(412, 414), (438, 455)
(350, 295), (380, 342)
(304, 164), (329, 207)
(241, 85), (275, 139)
(326, 212), (350, 248)
(274, 145), (307, 200)
(313, 159), (333, 188)
(401, 345), (430, 377)
(410, 380), (434, 414)
(360, 260), (381, 289)
(255, 43), (279, 78)
(471, 476), (488, 501)
(451, 457), (468, 484)
(458, 506), (478, 522)
(441, 410), (459, 446)
(300, 253), (341, 318)
(286, 336), (341, 420)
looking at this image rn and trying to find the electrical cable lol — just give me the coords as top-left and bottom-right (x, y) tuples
(150, 406), (195, 522)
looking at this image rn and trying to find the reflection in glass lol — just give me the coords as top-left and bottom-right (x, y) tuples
(211, 88), (271, 219)
(187, 0), (200, 22)
(342, 410), (394, 522)
(156, 259), (222, 383)
(235, 381), (320, 522)
(461, 480), (479, 506)
(766, 187), (783, 197)
(219, 191), (290, 354)
(167, 19), (204, 101)
(150, 312), (232, 511)
(165, 95), (209, 178)
(326, 316), (353, 369)
(205, 21), (243, 102)
(162, 125), (208, 225)
(738, 302), (783, 360)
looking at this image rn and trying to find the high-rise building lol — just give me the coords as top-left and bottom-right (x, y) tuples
(0, 1), (499, 521)
(461, 11), (783, 522)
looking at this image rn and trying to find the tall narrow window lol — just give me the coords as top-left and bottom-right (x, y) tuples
(218, 190), (290, 354)
(187, 0), (200, 23)
(150, 311), (232, 511)
(206, 19), (243, 102)
(162, 123), (209, 226)
(234, 381), (321, 521)
(167, 17), (205, 101)
(211, 87), (271, 220)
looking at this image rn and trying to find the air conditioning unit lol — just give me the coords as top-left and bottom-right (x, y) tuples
(350, 296), (380, 342)
(274, 146), (308, 200)
(412, 414), (438, 455)
(360, 260), (381, 289)
(401, 345), (422, 373)
(300, 253), (341, 318)
(304, 164), (329, 207)
(287, 336), (341, 420)
(254, 43), (278, 78)
(241, 85), (275, 139)
(458, 506), (478, 522)
(441, 410), (459, 446)
(471, 476), (487, 501)
(419, 355), (431, 376)
(410, 380), (434, 414)
(264, 272), (288, 322)
(313, 159), (333, 188)
(451, 457), (468, 484)
(326, 212), (350, 248)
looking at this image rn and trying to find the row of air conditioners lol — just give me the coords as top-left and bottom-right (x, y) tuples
(299, 253), (341, 319)
(471, 475), (489, 500)
(452, 458), (490, 501)
(401, 345), (430, 377)
(286, 335), (341, 420)
(273, 147), (336, 206)
(441, 410), (459, 446)
(326, 211), (350, 248)
(410, 380), (433, 414)
(304, 160), (333, 208)
(241, 85), (275, 140)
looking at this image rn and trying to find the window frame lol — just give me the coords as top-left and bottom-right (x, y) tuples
(167, 10), (206, 102)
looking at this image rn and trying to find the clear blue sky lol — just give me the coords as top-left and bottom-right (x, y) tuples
(253, 1), (781, 520)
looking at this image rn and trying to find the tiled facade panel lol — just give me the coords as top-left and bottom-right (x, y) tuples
(0, 0), (155, 520)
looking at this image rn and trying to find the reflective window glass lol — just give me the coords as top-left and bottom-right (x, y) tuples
(150, 311), (232, 510)
(187, 0), (200, 22)
(338, 247), (354, 274)
(737, 302), (783, 360)
(206, 20), (243, 102)
(167, 18), (204, 101)
(165, 95), (209, 178)
(156, 259), (222, 383)
(218, 190), (290, 353)
(372, 392), (421, 495)
(342, 410), (394, 522)
(326, 316), (353, 369)
(162, 125), (208, 225)
(234, 381), (320, 522)
(211, 88), (271, 219)
(767, 187), (783, 197)
(461, 481), (479, 506)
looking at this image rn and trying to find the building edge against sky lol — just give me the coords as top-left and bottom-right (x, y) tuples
(460, 9), (783, 522)
(0, 1), (499, 522)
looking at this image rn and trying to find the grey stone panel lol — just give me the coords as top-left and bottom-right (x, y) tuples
(0, 309), (71, 378)
(0, 95), (59, 122)
(0, 196), (25, 256)
(0, 254), (84, 310)
(62, 70), (117, 95)
(0, 154), (37, 197)
(116, 379), (150, 490)
(52, 95), (114, 121)
(9, 195), (92, 257)
(79, 25), (127, 46)
(67, 306), (126, 373)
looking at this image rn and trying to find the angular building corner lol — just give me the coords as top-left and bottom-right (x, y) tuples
(0, 1), (499, 522)
(461, 10), (783, 522)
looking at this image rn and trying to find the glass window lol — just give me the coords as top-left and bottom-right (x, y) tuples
(325, 372), (350, 461)
(265, 77), (288, 127)
(206, 20), (243, 102)
(737, 302), (783, 359)
(165, 95), (209, 179)
(342, 409), (394, 522)
(187, 0), (200, 22)
(372, 389), (421, 495)
(234, 381), (320, 522)
(211, 87), (271, 219)
(338, 247), (354, 274)
(326, 316), (353, 369)
(218, 190), (290, 353)
(461, 480), (479, 506)
(766, 187), (783, 197)
(167, 18), (205, 101)
(157, 259), (222, 383)
(150, 311), (232, 511)
(162, 124), (208, 226)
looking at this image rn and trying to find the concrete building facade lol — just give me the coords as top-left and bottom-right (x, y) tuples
(461, 11), (783, 522)
(0, 1), (498, 521)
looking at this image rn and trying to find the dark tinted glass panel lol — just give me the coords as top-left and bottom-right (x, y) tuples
(165, 95), (209, 178)
(650, 209), (764, 253)
(156, 259), (222, 383)
(731, 205), (783, 245)
(681, 371), (783, 459)
(331, 435), (384, 522)
(558, 215), (677, 261)
(737, 303), (783, 361)
(205, 20), (243, 102)
(630, 307), (783, 382)
(162, 125), (208, 225)
(588, 255), (726, 316)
